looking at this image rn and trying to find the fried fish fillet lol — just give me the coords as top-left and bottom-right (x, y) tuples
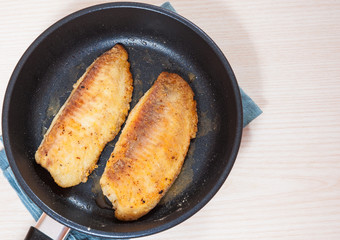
(100, 72), (198, 221)
(35, 44), (133, 188)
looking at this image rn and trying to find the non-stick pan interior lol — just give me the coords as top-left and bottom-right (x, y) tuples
(3, 3), (242, 238)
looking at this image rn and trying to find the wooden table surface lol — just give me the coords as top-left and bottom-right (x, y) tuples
(1, 0), (340, 239)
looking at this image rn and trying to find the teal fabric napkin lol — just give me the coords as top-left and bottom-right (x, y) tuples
(0, 2), (261, 240)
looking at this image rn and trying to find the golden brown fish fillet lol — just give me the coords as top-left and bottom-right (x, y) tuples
(35, 44), (133, 188)
(100, 72), (198, 221)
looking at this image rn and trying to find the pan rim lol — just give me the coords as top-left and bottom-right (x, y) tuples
(2, 2), (243, 238)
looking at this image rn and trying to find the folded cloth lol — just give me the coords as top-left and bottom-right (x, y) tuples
(0, 2), (261, 240)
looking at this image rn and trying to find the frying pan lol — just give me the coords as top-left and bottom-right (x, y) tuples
(2, 2), (242, 239)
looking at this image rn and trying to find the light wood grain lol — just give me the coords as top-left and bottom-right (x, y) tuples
(1, 0), (340, 239)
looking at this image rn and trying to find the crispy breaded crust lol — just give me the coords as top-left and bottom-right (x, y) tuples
(35, 44), (133, 188)
(100, 72), (198, 221)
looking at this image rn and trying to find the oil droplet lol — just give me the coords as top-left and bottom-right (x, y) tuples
(160, 169), (193, 205)
(143, 50), (153, 64)
(41, 96), (61, 137)
(90, 172), (113, 209)
(185, 142), (196, 163)
(107, 141), (116, 148)
(188, 72), (196, 82)
(161, 58), (172, 69)
(95, 194), (113, 210)
(131, 68), (144, 107)
(41, 126), (48, 136)
(46, 96), (60, 119)
(90, 172), (101, 195)
(160, 143), (196, 205)
(197, 111), (219, 138)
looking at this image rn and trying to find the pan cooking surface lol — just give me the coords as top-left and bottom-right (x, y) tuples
(29, 37), (221, 228)
(3, 3), (242, 238)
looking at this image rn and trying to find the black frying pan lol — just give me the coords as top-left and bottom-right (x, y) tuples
(2, 2), (242, 239)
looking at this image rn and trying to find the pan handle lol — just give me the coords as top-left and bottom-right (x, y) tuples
(25, 226), (52, 240)
(24, 213), (70, 240)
